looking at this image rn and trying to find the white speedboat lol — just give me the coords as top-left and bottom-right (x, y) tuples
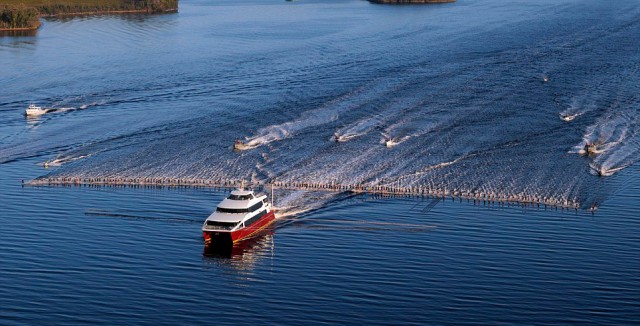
(580, 142), (598, 156)
(333, 134), (354, 143)
(25, 104), (48, 116)
(233, 140), (253, 151)
(202, 189), (275, 245)
(560, 113), (578, 122)
(383, 135), (409, 148)
(383, 137), (400, 148)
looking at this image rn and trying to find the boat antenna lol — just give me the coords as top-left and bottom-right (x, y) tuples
(240, 179), (245, 190)
(271, 179), (275, 207)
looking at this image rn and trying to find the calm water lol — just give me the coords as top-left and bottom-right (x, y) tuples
(1, 0), (640, 324)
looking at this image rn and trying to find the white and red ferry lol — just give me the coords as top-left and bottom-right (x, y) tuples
(202, 189), (275, 245)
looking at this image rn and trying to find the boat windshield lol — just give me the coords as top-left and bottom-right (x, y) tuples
(228, 194), (253, 200)
(216, 201), (263, 214)
(205, 220), (238, 230)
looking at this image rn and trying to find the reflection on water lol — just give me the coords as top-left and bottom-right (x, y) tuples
(44, 12), (179, 35)
(202, 226), (275, 272)
(0, 29), (38, 38)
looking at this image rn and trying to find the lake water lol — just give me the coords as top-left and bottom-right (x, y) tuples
(1, 0), (639, 324)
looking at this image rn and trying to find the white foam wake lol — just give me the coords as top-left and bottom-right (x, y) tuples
(559, 92), (603, 122)
(574, 109), (639, 176)
(43, 154), (92, 168)
(238, 77), (413, 150)
(333, 115), (382, 142)
(381, 119), (439, 148)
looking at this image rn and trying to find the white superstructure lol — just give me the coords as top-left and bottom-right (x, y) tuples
(25, 104), (47, 116)
(202, 189), (272, 232)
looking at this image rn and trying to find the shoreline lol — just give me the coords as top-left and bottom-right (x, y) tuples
(1, 1), (178, 32)
(0, 21), (41, 31)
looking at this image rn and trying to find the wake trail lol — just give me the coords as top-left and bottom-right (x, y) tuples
(237, 72), (427, 150)
(572, 101), (640, 177)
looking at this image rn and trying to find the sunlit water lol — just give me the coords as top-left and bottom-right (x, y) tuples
(1, 0), (640, 324)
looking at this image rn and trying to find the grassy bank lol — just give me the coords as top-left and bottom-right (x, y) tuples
(1, 5), (40, 30)
(1, 0), (178, 30)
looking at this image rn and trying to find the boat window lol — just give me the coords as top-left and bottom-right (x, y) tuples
(250, 201), (262, 212)
(244, 209), (267, 227)
(217, 207), (250, 213)
(205, 220), (238, 230)
(228, 194), (253, 200)
(216, 201), (263, 214)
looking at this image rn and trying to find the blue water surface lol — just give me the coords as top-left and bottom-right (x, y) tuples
(1, 0), (639, 324)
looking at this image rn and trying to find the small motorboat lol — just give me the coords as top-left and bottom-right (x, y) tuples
(560, 113), (578, 122)
(202, 189), (276, 245)
(233, 139), (248, 151)
(25, 104), (48, 116)
(383, 135), (409, 148)
(233, 140), (252, 151)
(333, 134), (354, 143)
(581, 142), (598, 156)
(383, 137), (398, 148)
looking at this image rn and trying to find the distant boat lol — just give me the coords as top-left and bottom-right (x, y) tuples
(233, 140), (251, 151)
(384, 137), (401, 148)
(25, 104), (48, 116)
(560, 113), (578, 122)
(382, 135), (409, 148)
(333, 133), (355, 143)
(202, 189), (276, 245)
(581, 142), (598, 156)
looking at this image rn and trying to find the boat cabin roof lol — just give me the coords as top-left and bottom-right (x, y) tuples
(206, 212), (246, 223)
(206, 191), (268, 223)
(230, 189), (253, 196)
(219, 193), (265, 209)
(228, 190), (255, 201)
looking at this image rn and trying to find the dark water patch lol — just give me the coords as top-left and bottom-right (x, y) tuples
(2, 155), (640, 324)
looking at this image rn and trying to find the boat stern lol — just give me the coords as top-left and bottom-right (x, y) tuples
(203, 230), (233, 246)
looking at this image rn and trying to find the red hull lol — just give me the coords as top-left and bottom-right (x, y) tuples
(203, 210), (275, 245)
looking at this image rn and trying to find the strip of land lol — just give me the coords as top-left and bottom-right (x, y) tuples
(1, 0), (178, 31)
